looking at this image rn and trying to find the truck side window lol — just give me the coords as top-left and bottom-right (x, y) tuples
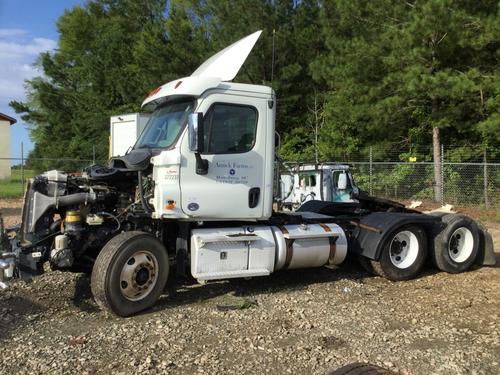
(203, 103), (258, 154)
(298, 173), (316, 187)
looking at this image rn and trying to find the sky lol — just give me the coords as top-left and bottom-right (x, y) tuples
(0, 0), (84, 161)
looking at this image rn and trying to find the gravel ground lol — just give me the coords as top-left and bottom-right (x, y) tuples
(1, 198), (499, 375)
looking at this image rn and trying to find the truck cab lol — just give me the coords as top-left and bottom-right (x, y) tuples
(137, 78), (276, 221)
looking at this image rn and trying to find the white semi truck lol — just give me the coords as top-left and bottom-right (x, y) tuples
(0, 31), (495, 316)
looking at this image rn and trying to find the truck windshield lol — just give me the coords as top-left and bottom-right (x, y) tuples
(135, 100), (195, 149)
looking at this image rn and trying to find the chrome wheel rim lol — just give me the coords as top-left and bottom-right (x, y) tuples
(119, 250), (158, 301)
(448, 227), (474, 263)
(389, 230), (419, 269)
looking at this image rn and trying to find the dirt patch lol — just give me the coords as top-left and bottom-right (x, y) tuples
(0, 198), (23, 227)
(404, 199), (499, 224)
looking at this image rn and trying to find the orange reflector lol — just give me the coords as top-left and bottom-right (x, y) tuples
(147, 86), (161, 97)
(165, 200), (176, 210)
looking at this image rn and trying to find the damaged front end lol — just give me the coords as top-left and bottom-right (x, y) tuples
(0, 170), (97, 286)
(0, 166), (143, 288)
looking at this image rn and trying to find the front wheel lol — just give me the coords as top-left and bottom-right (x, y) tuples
(91, 231), (169, 316)
(370, 225), (427, 281)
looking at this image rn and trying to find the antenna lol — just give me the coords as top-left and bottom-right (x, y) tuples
(271, 29), (276, 82)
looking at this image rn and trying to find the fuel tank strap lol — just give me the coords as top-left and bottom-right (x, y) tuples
(318, 223), (331, 232)
(319, 224), (337, 264)
(277, 225), (294, 270)
(328, 238), (337, 265)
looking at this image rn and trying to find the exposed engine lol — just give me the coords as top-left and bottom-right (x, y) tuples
(9, 149), (159, 277)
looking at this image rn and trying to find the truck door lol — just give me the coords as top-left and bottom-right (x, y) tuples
(179, 93), (269, 220)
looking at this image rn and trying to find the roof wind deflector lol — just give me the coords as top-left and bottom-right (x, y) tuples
(191, 30), (262, 82)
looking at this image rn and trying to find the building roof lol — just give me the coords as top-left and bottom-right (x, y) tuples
(0, 112), (16, 125)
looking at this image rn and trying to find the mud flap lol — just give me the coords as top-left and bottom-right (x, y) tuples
(350, 212), (441, 260)
(476, 223), (496, 266)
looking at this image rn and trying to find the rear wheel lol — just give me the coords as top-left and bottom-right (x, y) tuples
(370, 225), (427, 281)
(432, 214), (479, 273)
(329, 362), (394, 374)
(91, 231), (169, 316)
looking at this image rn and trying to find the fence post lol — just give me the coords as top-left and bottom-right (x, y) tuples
(92, 145), (96, 165)
(440, 144), (444, 205)
(369, 146), (373, 195)
(21, 141), (24, 193)
(484, 149), (489, 208)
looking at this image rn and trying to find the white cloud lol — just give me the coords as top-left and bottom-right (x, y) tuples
(0, 33), (56, 103)
(0, 37), (57, 60)
(0, 29), (52, 158)
(0, 64), (39, 99)
(0, 28), (28, 37)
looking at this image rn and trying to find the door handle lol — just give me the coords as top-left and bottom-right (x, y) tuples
(248, 187), (260, 208)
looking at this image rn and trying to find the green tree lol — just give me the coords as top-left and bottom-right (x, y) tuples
(11, 0), (170, 170)
(313, 0), (499, 200)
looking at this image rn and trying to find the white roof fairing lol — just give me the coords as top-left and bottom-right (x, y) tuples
(141, 76), (221, 109)
(141, 31), (264, 109)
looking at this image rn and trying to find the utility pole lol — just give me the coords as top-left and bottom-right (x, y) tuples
(21, 141), (24, 192)
(484, 149), (489, 208)
(432, 126), (442, 203)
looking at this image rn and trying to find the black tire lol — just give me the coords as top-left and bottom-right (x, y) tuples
(432, 214), (479, 273)
(91, 231), (169, 317)
(369, 225), (427, 281)
(329, 362), (394, 375)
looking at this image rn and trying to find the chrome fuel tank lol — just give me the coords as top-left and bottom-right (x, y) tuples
(272, 223), (348, 270)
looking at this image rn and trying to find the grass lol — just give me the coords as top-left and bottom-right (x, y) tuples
(0, 169), (35, 198)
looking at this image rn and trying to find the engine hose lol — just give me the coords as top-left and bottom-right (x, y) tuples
(96, 212), (121, 232)
(56, 192), (96, 206)
(49, 219), (62, 234)
(138, 171), (153, 213)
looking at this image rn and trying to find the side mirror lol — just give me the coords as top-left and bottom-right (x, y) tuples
(188, 112), (208, 175)
(337, 173), (348, 190)
(188, 112), (204, 153)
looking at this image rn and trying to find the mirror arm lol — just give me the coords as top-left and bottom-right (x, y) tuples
(195, 152), (208, 175)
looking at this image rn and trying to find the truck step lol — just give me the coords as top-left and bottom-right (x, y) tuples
(197, 234), (261, 247)
(196, 269), (271, 281)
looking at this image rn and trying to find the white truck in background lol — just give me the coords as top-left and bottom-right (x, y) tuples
(109, 113), (150, 157)
(0, 31), (495, 317)
(279, 164), (359, 210)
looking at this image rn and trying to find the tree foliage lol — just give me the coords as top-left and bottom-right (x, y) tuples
(10, 0), (499, 170)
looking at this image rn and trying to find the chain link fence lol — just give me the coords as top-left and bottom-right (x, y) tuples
(1, 148), (499, 208)
(0, 157), (101, 198)
(349, 161), (499, 208)
(284, 145), (499, 209)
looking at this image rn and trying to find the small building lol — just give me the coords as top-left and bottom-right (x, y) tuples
(0, 112), (16, 180)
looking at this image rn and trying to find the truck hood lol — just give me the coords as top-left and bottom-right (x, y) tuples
(191, 30), (262, 81)
(142, 30), (262, 109)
